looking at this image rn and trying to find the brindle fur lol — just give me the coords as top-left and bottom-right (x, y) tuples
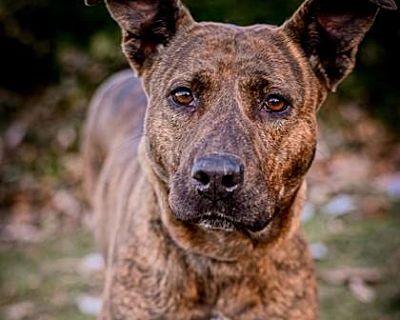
(82, 0), (397, 319)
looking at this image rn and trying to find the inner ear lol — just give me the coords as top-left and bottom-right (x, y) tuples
(313, 2), (377, 47)
(282, 0), (397, 92)
(104, 0), (194, 75)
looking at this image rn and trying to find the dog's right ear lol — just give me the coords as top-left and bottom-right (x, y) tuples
(84, 0), (102, 5)
(86, 0), (194, 75)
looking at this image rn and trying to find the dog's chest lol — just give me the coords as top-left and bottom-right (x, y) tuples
(210, 313), (231, 320)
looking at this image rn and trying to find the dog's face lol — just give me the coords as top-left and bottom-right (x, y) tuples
(90, 0), (396, 259)
(146, 24), (320, 234)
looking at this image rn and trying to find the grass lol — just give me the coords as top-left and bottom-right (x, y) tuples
(0, 229), (98, 320)
(0, 208), (399, 319)
(304, 203), (400, 320)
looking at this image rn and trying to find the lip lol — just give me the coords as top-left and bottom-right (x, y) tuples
(187, 213), (272, 233)
(198, 218), (236, 231)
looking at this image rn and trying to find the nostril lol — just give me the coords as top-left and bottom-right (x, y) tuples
(192, 154), (244, 198)
(192, 170), (210, 186)
(221, 174), (238, 190)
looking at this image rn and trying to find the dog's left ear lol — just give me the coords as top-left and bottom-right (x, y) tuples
(84, 0), (102, 5)
(283, 0), (397, 92)
(85, 0), (194, 75)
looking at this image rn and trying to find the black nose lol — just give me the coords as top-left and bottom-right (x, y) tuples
(191, 153), (244, 200)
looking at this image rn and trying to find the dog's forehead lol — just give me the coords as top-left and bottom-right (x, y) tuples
(179, 23), (280, 60)
(154, 22), (305, 96)
(163, 22), (303, 82)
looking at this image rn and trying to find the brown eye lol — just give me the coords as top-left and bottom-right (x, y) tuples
(263, 95), (289, 112)
(171, 87), (194, 107)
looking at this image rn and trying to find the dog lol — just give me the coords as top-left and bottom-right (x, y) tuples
(82, 0), (397, 319)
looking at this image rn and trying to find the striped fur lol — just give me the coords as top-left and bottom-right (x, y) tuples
(83, 0), (396, 318)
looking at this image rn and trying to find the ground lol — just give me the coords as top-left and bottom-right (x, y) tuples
(0, 57), (400, 319)
(1, 205), (400, 319)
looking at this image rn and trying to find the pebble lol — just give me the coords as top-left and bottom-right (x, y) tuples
(301, 203), (316, 223)
(76, 295), (102, 316)
(323, 195), (356, 218)
(383, 174), (400, 198)
(309, 242), (329, 260)
(80, 253), (105, 273)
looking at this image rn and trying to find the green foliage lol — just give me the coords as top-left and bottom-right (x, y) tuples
(0, 0), (399, 130)
(1, 210), (399, 319)
(185, 0), (301, 25)
(304, 207), (400, 319)
(0, 229), (98, 320)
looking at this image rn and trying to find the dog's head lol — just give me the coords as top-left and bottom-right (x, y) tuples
(87, 0), (396, 260)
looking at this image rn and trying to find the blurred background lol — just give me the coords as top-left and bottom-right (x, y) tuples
(0, 0), (399, 319)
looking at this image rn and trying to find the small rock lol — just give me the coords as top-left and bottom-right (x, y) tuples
(80, 253), (105, 273)
(378, 173), (400, 199)
(323, 195), (356, 218)
(309, 242), (329, 260)
(301, 203), (316, 223)
(76, 295), (102, 316)
(3, 301), (35, 320)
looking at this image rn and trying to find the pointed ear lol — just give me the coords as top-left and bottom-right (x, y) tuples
(90, 0), (194, 75)
(282, 0), (397, 92)
(84, 0), (102, 5)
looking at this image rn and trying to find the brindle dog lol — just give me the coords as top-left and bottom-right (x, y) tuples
(82, 0), (397, 319)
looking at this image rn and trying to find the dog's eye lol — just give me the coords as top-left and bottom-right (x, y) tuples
(171, 87), (194, 107)
(263, 95), (289, 113)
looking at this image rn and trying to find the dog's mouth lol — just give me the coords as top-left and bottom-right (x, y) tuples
(187, 213), (272, 233)
(198, 217), (236, 232)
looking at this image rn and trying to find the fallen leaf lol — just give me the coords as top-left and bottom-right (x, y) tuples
(319, 266), (383, 286)
(2, 301), (35, 320)
(349, 277), (376, 303)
